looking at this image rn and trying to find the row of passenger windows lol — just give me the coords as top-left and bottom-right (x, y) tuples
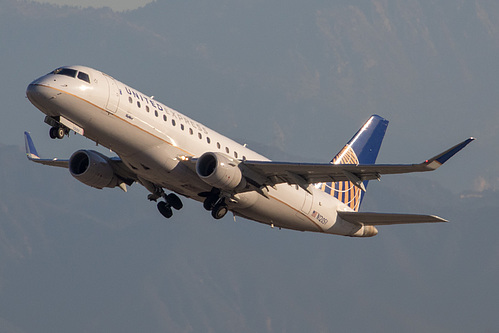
(127, 96), (244, 160)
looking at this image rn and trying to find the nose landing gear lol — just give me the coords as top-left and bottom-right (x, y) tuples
(49, 126), (68, 139)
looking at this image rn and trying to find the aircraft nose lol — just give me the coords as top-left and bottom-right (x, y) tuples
(26, 82), (45, 105)
(26, 78), (57, 112)
(27, 82), (38, 100)
(26, 83), (37, 99)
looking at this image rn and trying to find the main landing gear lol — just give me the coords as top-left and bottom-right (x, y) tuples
(200, 188), (229, 220)
(156, 193), (183, 219)
(149, 186), (227, 221)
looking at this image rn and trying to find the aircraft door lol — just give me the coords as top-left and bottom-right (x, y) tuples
(103, 74), (120, 113)
(300, 190), (313, 214)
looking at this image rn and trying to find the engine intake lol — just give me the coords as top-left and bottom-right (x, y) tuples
(196, 152), (246, 191)
(69, 150), (120, 189)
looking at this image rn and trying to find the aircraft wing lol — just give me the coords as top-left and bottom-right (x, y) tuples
(24, 132), (136, 181)
(240, 138), (475, 189)
(337, 211), (447, 225)
(24, 131), (69, 168)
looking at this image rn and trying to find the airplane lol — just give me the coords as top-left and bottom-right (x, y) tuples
(25, 65), (474, 237)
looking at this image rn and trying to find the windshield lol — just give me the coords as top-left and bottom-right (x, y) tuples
(51, 68), (90, 83)
(77, 71), (90, 83)
(52, 67), (77, 78)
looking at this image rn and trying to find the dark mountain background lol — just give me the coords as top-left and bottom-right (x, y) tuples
(1, 0), (498, 332)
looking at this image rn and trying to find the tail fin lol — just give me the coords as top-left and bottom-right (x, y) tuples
(318, 115), (388, 211)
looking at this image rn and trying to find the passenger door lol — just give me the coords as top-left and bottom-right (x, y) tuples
(103, 74), (120, 114)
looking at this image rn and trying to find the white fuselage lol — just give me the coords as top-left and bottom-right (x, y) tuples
(27, 65), (369, 236)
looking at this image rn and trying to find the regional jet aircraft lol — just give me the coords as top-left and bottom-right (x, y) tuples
(25, 65), (474, 237)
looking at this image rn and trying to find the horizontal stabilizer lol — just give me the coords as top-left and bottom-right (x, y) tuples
(337, 211), (447, 225)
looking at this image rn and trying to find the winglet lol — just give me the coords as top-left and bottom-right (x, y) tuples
(24, 131), (40, 160)
(23, 132), (69, 168)
(424, 137), (475, 170)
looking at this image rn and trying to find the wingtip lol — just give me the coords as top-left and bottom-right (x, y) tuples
(430, 215), (449, 223)
(426, 137), (475, 169)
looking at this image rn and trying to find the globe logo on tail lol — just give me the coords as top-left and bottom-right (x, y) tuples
(318, 145), (362, 211)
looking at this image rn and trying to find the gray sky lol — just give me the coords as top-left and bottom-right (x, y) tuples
(30, 0), (153, 11)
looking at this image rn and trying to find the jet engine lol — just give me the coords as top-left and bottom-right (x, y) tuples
(196, 152), (246, 191)
(69, 150), (121, 189)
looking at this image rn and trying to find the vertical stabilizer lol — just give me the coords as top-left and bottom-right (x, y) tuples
(318, 115), (388, 211)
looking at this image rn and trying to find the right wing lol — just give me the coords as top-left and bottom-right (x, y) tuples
(24, 131), (137, 182)
(24, 131), (69, 168)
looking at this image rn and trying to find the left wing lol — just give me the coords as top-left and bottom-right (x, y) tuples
(239, 137), (475, 190)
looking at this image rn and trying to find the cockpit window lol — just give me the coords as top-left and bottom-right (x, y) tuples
(52, 68), (77, 78)
(77, 71), (90, 83)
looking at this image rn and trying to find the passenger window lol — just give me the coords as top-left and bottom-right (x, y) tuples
(189, 128), (193, 135)
(128, 97), (133, 104)
(146, 106), (150, 112)
(207, 137), (211, 144)
(163, 115), (167, 122)
(155, 111), (158, 117)
(77, 72), (90, 83)
(217, 142), (221, 149)
(172, 119), (176, 126)
(137, 101), (141, 108)
(198, 133), (202, 139)
(225, 147), (230, 154)
(181, 124), (185, 131)
(234, 151), (238, 158)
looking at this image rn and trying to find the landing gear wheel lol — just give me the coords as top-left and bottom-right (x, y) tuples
(203, 195), (218, 211)
(49, 126), (65, 139)
(49, 127), (58, 139)
(56, 127), (65, 139)
(211, 204), (228, 219)
(157, 201), (173, 219)
(166, 193), (183, 210)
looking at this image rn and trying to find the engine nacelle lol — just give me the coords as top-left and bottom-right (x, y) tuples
(196, 152), (246, 191)
(69, 150), (120, 189)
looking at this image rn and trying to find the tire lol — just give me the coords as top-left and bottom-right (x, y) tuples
(203, 195), (217, 211)
(211, 204), (228, 219)
(157, 201), (173, 218)
(49, 127), (58, 139)
(166, 193), (183, 210)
